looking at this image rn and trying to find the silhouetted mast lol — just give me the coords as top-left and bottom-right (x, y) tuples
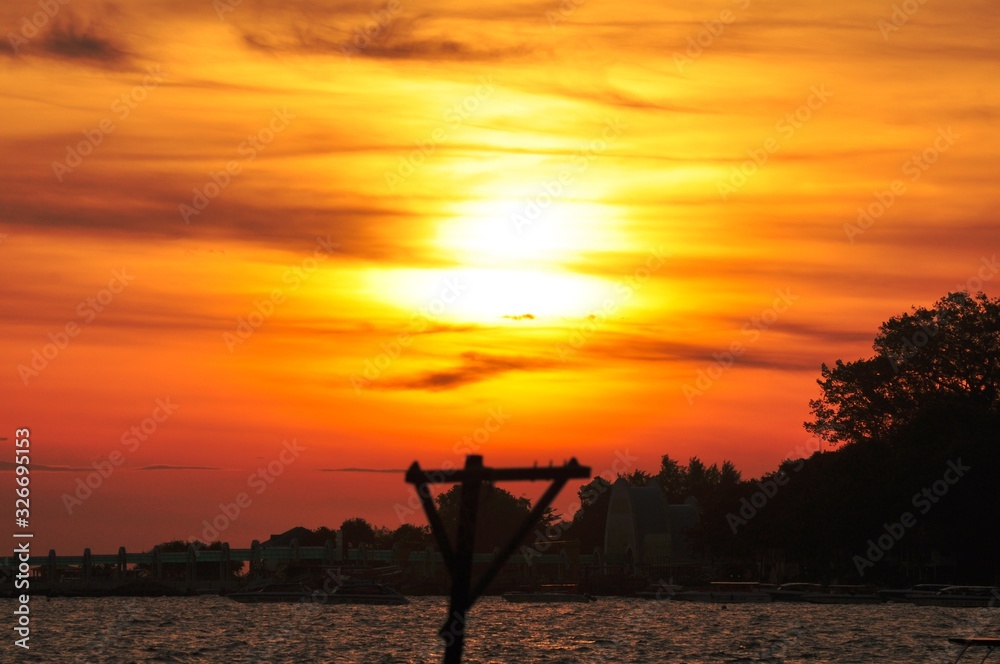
(405, 454), (590, 664)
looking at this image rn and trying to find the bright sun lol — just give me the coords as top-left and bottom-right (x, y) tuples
(369, 197), (628, 323)
(371, 266), (607, 323)
(436, 197), (621, 266)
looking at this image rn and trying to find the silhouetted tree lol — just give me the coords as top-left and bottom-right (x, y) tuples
(719, 460), (742, 486)
(620, 469), (652, 487)
(339, 518), (377, 548)
(373, 526), (393, 550)
(389, 523), (431, 569)
(435, 483), (541, 552)
(564, 476), (613, 549)
(682, 458), (750, 561)
(298, 526), (337, 546)
(806, 291), (1000, 447)
(392, 523), (431, 548)
(686, 457), (713, 497)
(656, 454), (686, 502)
(721, 293), (1000, 582)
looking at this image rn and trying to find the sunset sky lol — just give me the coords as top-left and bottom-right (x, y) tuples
(1, 0), (997, 554)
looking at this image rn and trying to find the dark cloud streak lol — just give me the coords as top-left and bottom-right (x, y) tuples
(377, 351), (557, 391)
(318, 467), (405, 473)
(2, 8), (132, 68)
(41, 14), (130, 65)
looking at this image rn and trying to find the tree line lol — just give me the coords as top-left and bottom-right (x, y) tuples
(154, 292), (999, 584)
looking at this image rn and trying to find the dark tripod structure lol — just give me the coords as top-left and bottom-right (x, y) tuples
(405, 454), (591, 664)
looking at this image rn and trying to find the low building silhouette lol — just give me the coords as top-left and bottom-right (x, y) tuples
(604, 478), (699, 570)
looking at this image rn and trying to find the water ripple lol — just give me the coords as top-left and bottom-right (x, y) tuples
(4, 596), (999, 662)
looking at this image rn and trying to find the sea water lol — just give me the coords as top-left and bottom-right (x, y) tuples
(5, 596), (998, 662)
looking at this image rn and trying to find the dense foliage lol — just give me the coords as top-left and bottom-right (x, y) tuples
(805, 291), (1000, 446)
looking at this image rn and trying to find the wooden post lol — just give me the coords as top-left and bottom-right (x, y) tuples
(406, 455), (590, 664)
(186, 544), (197, 586)
(47, 549), (57, 583)
(442, 455), (482, 663)
(250, 540), (260, 579)
(325, 538), (337, 566)
(220, 542), (231, 583)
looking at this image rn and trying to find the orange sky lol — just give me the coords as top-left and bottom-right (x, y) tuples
(1, 0), (997, 554)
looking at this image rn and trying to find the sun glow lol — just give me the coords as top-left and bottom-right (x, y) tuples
(370, 267), (608, 322)
(394, 195), (632, 321)
(436, 197), (630, 266)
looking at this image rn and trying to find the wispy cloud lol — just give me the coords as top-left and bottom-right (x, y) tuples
(0, 461), (86, 472)
(318, 467), (405, 473)
(2, 7), (132, 67)
(41, 13), (130, 65)
(137, 465), (221, 471)
(378, 351), (557, 391)
(242, 27), (531, 62)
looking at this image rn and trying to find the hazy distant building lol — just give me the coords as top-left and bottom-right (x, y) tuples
(604, 478), (699, 568)
(261, 526), (313, 548)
